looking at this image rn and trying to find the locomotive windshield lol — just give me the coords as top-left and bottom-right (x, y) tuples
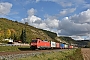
(31, 40), (37, 43)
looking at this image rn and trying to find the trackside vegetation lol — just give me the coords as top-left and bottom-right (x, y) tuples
(17, 49), (83, 60)
(0, 46), (30, 52)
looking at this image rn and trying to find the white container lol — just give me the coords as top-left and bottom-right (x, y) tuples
(65, 44), (68, 48)
(50, 41), (56, 47)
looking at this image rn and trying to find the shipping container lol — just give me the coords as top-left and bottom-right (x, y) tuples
(60, 43), (65, 49)
(65, 44), (69, 49)
(50, 41), (56, 48)
(69, 45), (74, 49)
(56, 43), (60, 48)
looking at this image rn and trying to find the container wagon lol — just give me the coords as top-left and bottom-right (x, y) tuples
(65, 44), (69, 49)
(69, 45), (74, 49)
(60, 43), (65, 49)
(50, 41), (56, 49)
(56, 43), (60, 49)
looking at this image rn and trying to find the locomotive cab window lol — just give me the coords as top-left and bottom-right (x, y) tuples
(38, 41), (40, 43)
(31, 40), (37, 43)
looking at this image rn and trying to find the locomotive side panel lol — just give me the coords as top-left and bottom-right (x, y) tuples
(37, 40), (50, 49)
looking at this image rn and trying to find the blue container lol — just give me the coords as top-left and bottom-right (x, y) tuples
(60, 43), (65, 49)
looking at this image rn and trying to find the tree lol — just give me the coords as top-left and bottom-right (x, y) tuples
(20, 29), (26, 43)
(12, 34), (17, 42)
(10, 29), (16, 40)
(87, 42), (90, 48)
(0, 33), (2, 42)
(5, 29), (11, 39)
(0, 30), (4, 42)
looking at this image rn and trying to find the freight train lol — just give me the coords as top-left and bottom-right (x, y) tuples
(30, 38), (74, 50)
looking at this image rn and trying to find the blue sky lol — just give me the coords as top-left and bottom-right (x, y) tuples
(1, 0), (90, 40)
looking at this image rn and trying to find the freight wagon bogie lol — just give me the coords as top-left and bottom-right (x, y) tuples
(38, 46), (51, 50)
(30, 46), (37, 50)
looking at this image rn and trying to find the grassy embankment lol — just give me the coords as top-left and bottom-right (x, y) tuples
(18, 49), (83, 60)
(0, 46), (30, 52)
(0, 46), (83, 60)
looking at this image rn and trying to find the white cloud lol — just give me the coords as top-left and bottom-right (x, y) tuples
(83, 4), (90, 9)
(21, 15), (42, 26)
(27, 8), (37, 16)
(70, 36), (84, 40)
(0, 2), (12, 15)
(57, 9), (90, 40)
(58, 18), (90, 36)
(59, 8), (76, 16)
(59, 1), (72, 7)
(43, 0), (72, 7)
(70, 9), (90, 23)
(29, 15), (41, 23)
(21, 8), (44, 29)
(35, 0), (86, 7)
(84, 35), (90, 40)
(38, 23), (47, 29)
(21, 8), (60, 32)
(44, 18), (59, 29)
(36, 0), (40, 2)
(44, 8), (76, 19)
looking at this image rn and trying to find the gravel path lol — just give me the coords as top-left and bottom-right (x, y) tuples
(81, 48), (90, 60)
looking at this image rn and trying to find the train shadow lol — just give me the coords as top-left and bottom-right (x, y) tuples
(18, 48), (40, 51)
(18, 47), (31, 51)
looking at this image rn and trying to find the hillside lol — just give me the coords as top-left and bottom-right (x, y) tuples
(0, 18), (75, 44)
(0, 18), (54, 43)
(75, 40), (90, 48)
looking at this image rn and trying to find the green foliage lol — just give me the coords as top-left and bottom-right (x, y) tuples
(59, 36), (76, 44)
(17, 49), (83, 60)
(4, 29), (11, 39)
(0, 46), (20, 52)
(20, 29), (26, 43)
(0, 30), (4, 41)
(87, 42), (90, 47)
(64, 49), (83, 60)
(0, 46), (30, 52)
(10, 29), (16, 39)
(40, 29), (57, 40)
(13, 34), (17, 41)
(0, 40), (8, 43)
(76, 40), (90, 48)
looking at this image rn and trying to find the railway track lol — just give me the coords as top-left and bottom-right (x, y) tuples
(0, 49), (69, 60)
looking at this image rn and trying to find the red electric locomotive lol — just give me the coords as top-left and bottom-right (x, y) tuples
(30, 38), (50, 50)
